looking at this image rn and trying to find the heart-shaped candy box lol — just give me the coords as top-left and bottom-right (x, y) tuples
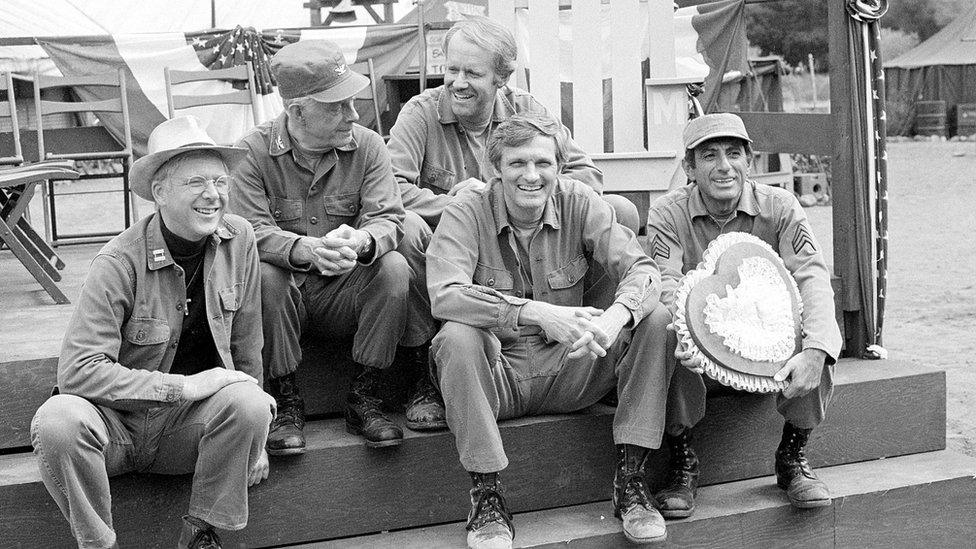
(674, 232), (803, 393)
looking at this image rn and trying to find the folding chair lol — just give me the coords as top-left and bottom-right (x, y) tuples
(1, 163), (79, 304)
(164, 62), (262, 129)
(351, 58), (386, 139)
(33, 68), (135, 244)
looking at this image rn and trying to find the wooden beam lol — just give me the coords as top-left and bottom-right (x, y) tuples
(735, 112), (835, 155)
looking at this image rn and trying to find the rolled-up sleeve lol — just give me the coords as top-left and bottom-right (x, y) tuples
(427, 203), (528, 328)
(581, 190), (660, 324)
(58, 255), (185, 410)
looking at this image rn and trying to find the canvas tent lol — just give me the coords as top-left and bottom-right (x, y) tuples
(883, 3), (976, 136)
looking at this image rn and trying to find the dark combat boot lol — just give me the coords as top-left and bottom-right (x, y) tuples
(345, 366), (403, 448)
(178, 515), (221, 549)
(466, 472), (514, 549)
(654, 429), (700, 518)
(775, 422), (831, 508)
(402, 344), (447, 431)
(266, 374), (306, 456)
(613, 444), (667, 545)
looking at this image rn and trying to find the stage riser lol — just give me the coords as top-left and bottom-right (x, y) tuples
(0, 360), (947, 548)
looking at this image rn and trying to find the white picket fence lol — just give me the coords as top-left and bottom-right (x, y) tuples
(487, 0), (696, 194)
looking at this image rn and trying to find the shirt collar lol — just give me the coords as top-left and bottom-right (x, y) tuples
(488, 178), (561, 235)
(688, 179), (761, 219)
(437, 86), (516, 126)
(269, 112), (360, 159)
(145, 212), (238, 271)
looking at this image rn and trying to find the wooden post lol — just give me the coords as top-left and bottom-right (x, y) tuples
(828, 0), (867, 355)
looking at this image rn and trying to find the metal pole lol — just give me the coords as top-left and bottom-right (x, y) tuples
(808, 53), (818, 110)
(211, 0), (217, 28)
(417, 0), (427, 94)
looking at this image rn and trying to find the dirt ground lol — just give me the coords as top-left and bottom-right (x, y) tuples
(805, 140), (976, 458)
(23, 140), (976, 457)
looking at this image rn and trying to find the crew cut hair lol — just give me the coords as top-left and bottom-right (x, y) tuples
(443, 16), (518, 82)
(487, 112), (565, 170)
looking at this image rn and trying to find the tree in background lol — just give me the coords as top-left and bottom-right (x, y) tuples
(741, 0), (961, 71)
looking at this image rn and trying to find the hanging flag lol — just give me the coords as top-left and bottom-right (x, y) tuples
(37, 24), (418, 156)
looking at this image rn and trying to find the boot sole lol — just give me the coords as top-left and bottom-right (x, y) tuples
(790, 497), (832, 509)
(659, 506), (694, 519)
(623, 530), (667, 545)
(405, 420), (448, 432)
(267, 446), (306, 456)
(345, 425), (403, 448)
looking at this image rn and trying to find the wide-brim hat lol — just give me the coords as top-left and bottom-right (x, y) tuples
(130, 116), (247, 201)
(272, 40), (369, 103)
(683, 112), (753, 150)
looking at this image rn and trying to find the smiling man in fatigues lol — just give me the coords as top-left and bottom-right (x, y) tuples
(646, 113), (843, 518)
(426, 113), (674, 549)
(31, 116), (273, 548)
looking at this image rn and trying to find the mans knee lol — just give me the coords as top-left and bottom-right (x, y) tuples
(603, 194), (640, 234)
(372, 251), (410, 294)
(401, 210), (432, 254)
(31, 395), (100, 453)
(210, 383), (273, 432)
(432, 322), (490, 376)
(260, 262), (294, 309)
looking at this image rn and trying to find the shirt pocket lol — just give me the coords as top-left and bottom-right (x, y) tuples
(420, 164), (456, 194)
(270, 198), (304, 233)
(323, 192), (360, 224)
(120, 317), (171, 371)
(473, 263), (515, 292)
(217, 283), (243, 340)
(546, 254), (589, 303)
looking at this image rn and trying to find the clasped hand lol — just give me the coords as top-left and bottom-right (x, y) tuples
(295, 224), (368, 277)
(523, 302), (629, 360)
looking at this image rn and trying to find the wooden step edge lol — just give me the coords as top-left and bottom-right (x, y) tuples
(307, 450), (976, 549)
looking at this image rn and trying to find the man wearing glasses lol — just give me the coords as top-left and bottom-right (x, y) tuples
(31, 116), (274, 548)
(230, 41), (441, 454)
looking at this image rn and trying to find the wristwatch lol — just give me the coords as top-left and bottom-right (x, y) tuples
(357, 233), (374, 260)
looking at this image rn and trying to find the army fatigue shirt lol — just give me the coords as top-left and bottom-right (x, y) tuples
(388, 85), (603, 227)
(57, 213), (263, 410)
(427, 177), (660, 342)
(645, 181), (842, 362)
(230, 114), (404, 271)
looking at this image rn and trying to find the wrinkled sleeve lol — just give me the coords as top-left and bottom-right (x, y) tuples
(229, 139), (303, 270)
(388, 99), (452, 226)
(427, 203), (528, 329)
(357, 133), (405, 263)
(229, 223), (264, 384)
(581, 188), (660, 323)
(644, 204), (686, 314)
(775, 195), (843, 363)
(57, 255), (185, 410)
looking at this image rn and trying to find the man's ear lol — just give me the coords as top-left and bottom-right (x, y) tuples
(286, 102), (303, 122)
(494, 73), (508, 89)
(151, 179), (168, 205)
(682, 158), (695, 182)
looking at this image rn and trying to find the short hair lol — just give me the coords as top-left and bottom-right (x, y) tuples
(685, 137), (752, 168)
(443, 16), (517, 82)
(487, 113), (565, 170)
(151, 150), (227, 189)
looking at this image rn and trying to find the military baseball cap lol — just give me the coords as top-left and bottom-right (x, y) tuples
(271, 40), (369, 102)
(683, 112), (753, 150)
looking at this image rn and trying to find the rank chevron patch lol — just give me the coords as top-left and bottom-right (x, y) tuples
(792, 224), (816, 254)
(650, 234), (670, 261)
